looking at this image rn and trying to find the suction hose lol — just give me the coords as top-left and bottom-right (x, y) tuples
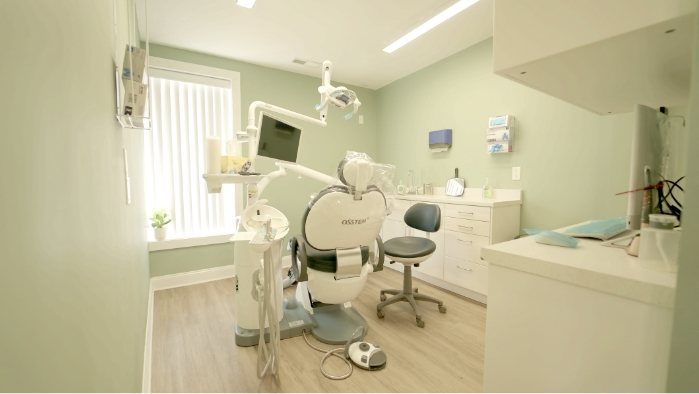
(255, 243), (282, 378)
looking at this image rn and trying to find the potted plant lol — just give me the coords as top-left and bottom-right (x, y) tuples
(150, 209), (171, 241)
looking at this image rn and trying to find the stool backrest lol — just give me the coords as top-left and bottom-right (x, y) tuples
(404, 203), (441, 233)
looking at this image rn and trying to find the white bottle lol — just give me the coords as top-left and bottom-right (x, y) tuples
(482, 178), (493, 199)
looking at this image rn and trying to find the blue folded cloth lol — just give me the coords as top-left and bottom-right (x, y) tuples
(534, 231), (579, 248)
(564, 218), (626, 240)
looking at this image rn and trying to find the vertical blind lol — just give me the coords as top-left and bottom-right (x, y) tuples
(145, 74), (236, 238)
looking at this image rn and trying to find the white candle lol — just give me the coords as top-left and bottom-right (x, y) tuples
(206, 137), (221, 174)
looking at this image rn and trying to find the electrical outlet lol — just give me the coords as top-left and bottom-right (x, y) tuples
(512, 166), (521, 181)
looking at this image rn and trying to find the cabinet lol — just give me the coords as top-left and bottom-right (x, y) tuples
(493, 0), (696, 114)
(482, 232), (676, 392)
(381, 189), (521, 303)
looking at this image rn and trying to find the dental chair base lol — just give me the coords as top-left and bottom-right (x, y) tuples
(296, 281), (369, 345)
(235, 297), (315, 347)
(310, 305), (367, 345)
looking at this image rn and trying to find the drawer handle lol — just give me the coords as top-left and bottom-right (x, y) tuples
(458, 211), (474, 216)
(458, 225), (474, 231)
(456, 264), (473, 272)
(457, 239), (473, 245)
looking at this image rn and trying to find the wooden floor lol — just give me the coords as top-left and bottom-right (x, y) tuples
(151, 268), (486, 392)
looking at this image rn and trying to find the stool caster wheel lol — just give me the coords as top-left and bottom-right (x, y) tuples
(416, 317), (425, 328)
(377, 308), (385, 319)
(380, 294), (387, 302)
(439, 305), (447, 313)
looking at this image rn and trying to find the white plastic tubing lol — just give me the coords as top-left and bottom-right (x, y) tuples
(256, 241), (283, 378)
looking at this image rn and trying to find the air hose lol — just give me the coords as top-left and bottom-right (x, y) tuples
(255, 246), (281, 379)
(302, 327), (365, 380)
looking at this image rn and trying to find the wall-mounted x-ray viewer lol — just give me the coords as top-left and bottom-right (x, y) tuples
(429, 129), (452, 152)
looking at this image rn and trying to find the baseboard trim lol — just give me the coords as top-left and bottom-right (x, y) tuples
(150, 265), (236, 291)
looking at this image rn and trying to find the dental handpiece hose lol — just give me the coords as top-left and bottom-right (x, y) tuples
(255, 222), (282, 379)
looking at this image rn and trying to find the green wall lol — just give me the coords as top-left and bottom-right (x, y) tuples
(378, 38), (652, 230)
(667, 4), (699, 391)
(0, 0), (149, 391)
(148, 38), (691, 274)
(149, 243), (234, 277)
(147, 44), (378, 276)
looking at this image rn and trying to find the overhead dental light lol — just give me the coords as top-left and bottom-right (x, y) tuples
(237, 60), (361, 162)
(383, 0), (480, 53)
(236, 0), (256, 9)
(316, 61), (361, 121)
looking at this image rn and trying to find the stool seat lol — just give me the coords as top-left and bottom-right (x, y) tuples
(384, 237), (436, 260)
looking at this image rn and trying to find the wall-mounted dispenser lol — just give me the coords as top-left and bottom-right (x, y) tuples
(487, 115), (514, 154)
(429, 129), (452, 152)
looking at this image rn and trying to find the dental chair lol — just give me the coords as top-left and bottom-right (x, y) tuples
(290, 157), (387, 344)
(377, 203), (446, 328)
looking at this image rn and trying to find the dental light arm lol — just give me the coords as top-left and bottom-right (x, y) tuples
(256, 162), (341, 197)
(237, 60), (361, 164)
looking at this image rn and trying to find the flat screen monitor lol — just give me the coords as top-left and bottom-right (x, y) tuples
(256, 113), (302, 163)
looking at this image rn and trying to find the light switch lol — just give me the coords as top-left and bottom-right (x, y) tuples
(512, 166), (521, 181)
(358, 115), (364, 125)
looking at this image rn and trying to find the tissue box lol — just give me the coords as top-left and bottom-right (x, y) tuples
(122, 80), (148, 116)
(122, 45), (146, 83)
(486, 127), (513, 143)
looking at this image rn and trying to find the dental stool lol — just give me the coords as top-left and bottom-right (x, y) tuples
(377, 203), (446, 328)
(290, 157), (387, 344)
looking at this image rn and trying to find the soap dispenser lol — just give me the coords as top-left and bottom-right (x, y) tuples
(482, 178), (493, 199)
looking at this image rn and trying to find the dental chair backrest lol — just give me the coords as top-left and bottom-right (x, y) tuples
(302, 157), (386, 251)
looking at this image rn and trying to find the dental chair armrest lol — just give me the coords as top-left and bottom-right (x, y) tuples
(289, 237), (308, 282)
(372, 235), (385, 272)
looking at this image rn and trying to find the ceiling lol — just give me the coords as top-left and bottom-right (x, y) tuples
(135, 0), (493, 90)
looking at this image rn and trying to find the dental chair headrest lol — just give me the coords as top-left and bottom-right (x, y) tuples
(337, 157), (373, 192)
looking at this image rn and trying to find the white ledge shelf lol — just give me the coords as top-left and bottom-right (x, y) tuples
(116, 114), (151, 130)
(203, 173), (264, 193)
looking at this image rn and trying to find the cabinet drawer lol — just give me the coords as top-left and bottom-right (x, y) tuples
(444, 204), (491, 222)
(444, 216), (491, 237)
(444, 257), (488, 295)
(444, 231), (489, 262)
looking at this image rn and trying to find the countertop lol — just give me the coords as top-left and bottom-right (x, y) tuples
(481, 228), (677, 308)
(390, 188), (522, 208)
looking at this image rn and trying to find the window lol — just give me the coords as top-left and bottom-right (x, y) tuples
(145, 58), (241, 241)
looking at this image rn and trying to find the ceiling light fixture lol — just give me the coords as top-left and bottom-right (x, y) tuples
(383, 0), (480, 54)
(236, 0), (256, 9)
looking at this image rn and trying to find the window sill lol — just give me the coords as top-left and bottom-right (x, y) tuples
(148, 233), (235, 252)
